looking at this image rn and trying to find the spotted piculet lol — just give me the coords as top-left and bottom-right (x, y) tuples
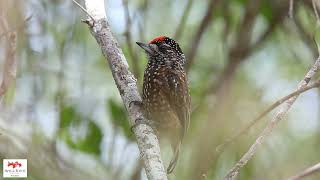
(136, 36), (190, 174)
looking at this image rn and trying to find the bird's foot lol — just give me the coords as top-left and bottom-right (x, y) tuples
(129, 100), (143, 108)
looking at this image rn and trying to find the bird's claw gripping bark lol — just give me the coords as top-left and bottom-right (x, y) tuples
(129, 100), (143, 108)
(130, 100), (158, 134)
(131, 118), (158, 135)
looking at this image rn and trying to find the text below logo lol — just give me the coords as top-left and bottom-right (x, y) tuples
(3, 159), (27, 178)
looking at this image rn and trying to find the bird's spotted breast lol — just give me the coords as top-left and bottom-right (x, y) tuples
(142, 65), (182, 130)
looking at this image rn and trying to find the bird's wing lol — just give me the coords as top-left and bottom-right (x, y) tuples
(160, 69), (190, 140)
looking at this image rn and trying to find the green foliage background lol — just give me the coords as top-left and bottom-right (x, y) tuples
(0, 0), (320, 180)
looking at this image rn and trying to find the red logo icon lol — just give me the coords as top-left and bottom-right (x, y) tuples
(7, 161), (22, 168)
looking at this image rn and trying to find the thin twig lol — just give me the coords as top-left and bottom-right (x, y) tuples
(312, 0), (320, 55)
(134, 0), (148, 42)
(216, 79), (320, 153)
(292, 16), (318, 58)
(205, 0), (270, 95)
(289, 0), (294, 18)
(122, 0), (140, 80)
(185, 0), (219, 71)
(174, 0), (194, 40)
(221, 1), (231, 42)
(224, 57), (320, 180)
(0, 17), (17, 99)
(312, 0), (320, 25)
(288, 162), (320, 180)
(72, 0), (95, 22)
(0, 15), (31, 39)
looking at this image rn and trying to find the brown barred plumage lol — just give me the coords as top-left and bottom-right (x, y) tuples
(136, 36), (190, 174)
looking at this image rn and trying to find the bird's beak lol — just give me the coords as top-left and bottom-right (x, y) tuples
(136, 42), (156, 55)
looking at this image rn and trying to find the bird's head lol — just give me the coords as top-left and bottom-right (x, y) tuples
(136, 36), (184, 58)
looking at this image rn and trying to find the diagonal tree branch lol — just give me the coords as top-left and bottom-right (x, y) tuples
(312, 0), (320, 24)
(78, 0), (167, 179)
(185, 0), (219, 71)
(288, 162), (320, 180)
(216, 79), (320, 153)
(224, 56), (320, 180)
(174, 0), (194, 41)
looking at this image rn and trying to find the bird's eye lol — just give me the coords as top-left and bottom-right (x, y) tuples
(160, 42), (172, 49)
(154, 43), (169, 54)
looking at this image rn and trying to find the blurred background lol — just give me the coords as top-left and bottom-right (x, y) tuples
(0, 0), (319, 179)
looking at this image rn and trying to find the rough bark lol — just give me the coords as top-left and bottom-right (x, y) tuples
(82, 1), (167, 179)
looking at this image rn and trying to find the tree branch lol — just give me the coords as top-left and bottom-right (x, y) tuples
(216, 79), (320, 153)
(0, 16), (17, 99)
(122, 0), (141, 80)
(0, 15), (31, 40)
(185, 0), (219, 71)
(174, 0), (194, 41)
(312, 0), (320, 24)
(289, 0), (295, 18)
(224, 56), (320, 180)
(79, 0), (167, 179)
(288, 162), (320, 180)
(292, 16), (318, 58)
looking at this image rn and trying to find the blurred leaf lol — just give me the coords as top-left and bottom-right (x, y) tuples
(59, 106), (80, 129)
(59, 105), (103, 156)
(108, 99), (134, 141)
(260, 0), (273, 22)
(75, 121), (103, 155)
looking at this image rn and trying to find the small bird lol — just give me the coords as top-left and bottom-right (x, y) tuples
(136, 36), (190, 174)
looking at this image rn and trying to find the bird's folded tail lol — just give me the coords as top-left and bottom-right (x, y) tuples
(167, 141), (181, 174)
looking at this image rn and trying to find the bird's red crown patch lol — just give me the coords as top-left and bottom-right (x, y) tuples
(149, 36), (167, 44)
